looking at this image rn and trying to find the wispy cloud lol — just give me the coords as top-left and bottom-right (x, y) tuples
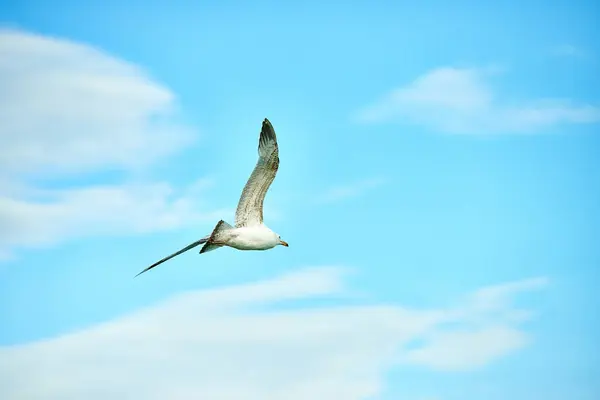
(405, 326), (529, 371)
(0, 29), (219, 258)
(356, 67), (600, 134)
(0, 267), (548, 399)
(550, 44), (587, 58)
(0, 29), (194, 175)
(317, 177), (386, 204)
(0, 180), (229, 252)
(403, 276), (550, 371)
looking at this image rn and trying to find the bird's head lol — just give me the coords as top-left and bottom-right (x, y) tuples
(278, 235), (289, 247)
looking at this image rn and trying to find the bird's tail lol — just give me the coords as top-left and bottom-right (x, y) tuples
(199, 220), (234, 254)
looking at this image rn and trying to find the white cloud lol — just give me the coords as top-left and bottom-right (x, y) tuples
(467, 276), (549, 313)
(551, 44), (587, 58)
(357, 67), (600, 134)
(0, 29), (219, 257)
(317, 177), (386, 204)
(0, 29), (193, 175)
(0, 267), (548, 399)
(0, 180), (229, 251)
(405, 326), (528, 371)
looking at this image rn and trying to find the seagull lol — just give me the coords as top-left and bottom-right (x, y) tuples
(135, 118), (288, 277)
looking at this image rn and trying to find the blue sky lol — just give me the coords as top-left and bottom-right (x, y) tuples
(0, 0), (598, 399)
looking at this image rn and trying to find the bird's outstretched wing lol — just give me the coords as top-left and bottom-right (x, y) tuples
(234, 118), (280, 227)
(134, 236), (209, 277)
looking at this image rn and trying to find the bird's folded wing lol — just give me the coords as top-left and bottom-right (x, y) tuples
(234, 118), (279, 227)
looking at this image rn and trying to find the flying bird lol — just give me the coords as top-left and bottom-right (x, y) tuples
(135, 118), (288, 277)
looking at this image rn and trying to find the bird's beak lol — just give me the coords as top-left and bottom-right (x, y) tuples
(280, 240), (289, 247)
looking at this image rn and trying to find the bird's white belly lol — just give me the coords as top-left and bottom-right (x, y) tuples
(227, 227), (277, 251)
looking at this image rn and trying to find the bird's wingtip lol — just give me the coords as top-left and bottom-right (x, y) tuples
(260, 118), (276, 139)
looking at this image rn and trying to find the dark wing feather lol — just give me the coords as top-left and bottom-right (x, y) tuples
(234, 118), (280, 227)
(134, 236), (209, 277)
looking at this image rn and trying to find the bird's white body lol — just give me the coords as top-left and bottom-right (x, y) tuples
(224, 225), (280, 251)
